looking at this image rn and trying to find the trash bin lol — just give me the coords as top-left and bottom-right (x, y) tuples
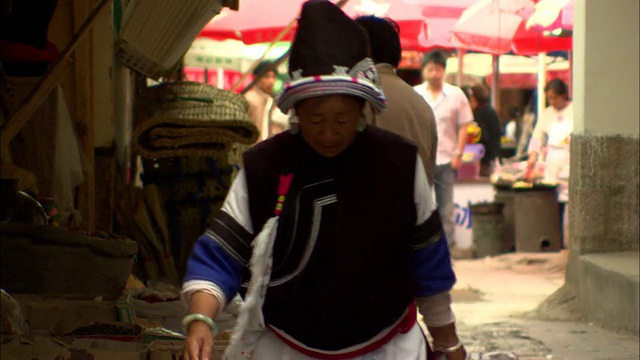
(470, 202), (505, 258)
(494, 186), (516, 252)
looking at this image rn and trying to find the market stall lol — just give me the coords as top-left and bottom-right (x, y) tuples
(1, 0), (244, 357)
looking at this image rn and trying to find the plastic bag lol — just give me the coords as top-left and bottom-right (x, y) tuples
(0, 289), (30, 336)
(52, 85), (85, 227)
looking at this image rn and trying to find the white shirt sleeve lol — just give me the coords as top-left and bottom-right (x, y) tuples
(181, 280), (227, 311)
(414, 155), (436, 225)
(220, 169), (254, 234)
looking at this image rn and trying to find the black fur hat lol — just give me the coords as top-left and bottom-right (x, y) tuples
(277, 0), (385, 114)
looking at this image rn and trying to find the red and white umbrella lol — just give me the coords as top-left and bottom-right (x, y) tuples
(525, 0), (573, 32)
(198, 0), (430, 50)
(413, 0), (480, 51)
(451, 0), (572, 55)
(341, 0), (429, 51)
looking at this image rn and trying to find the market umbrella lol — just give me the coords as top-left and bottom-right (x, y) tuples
(340, 0), (429, 51)
(412, 0), (480, 50)
(451, 0), (572, 55)
(525, 0), (573, 32)
(198, 0), (430, 51)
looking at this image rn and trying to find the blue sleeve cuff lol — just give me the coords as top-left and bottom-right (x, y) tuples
(411, 237), (457, 297)
(183, 234), (244, 302)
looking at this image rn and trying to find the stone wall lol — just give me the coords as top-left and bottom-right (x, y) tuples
(565, 133), (640, 334)
(569, 133), (640, 254)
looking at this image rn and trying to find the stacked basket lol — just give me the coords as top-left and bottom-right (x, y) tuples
(134, 82), (258, 278)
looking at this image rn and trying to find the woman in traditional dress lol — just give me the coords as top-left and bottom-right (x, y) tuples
(181, 1), (466, 359)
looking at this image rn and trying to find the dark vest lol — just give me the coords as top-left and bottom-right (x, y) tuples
(242, 127), (418, 351)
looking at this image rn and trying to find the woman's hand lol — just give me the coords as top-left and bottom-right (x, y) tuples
(429, 322), (466, 360)
(434, 344), (467, 360)
(184, 321), (214, 360)
(526, 150), (538, 169)
(183, 292), (222, 360)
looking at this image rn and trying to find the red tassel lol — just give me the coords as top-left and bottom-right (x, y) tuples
(274, 173), (294, 216)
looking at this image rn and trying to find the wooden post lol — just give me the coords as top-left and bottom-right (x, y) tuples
(491, 54), (500, 110)
(537, 52), (547, 121)
(74, 0), (96, 232)
(567, 50), (573, 99)
(456, 48), (465, 87)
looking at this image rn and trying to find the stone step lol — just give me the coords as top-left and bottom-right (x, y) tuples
(579, 251), (639, 334)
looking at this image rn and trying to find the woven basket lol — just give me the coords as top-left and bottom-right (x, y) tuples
(133, 82), (259, 159)
(164, 198), (225, 275)
(141, 155), (231, 176)
(156, 176), (230, 203)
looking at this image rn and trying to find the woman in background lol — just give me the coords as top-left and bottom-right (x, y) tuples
(527, 78), (573, 249)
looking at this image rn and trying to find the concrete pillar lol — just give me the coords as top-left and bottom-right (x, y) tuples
(566, 0), (639, 334)
(570, 0), (639, 255)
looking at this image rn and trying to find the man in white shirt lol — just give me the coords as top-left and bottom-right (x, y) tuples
(355, 15), (438, 184)
(414, 50), (474, 247)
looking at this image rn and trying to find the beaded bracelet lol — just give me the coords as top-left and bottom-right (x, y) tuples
(434, 341), (463, 353)
(182, 313), (219, 336)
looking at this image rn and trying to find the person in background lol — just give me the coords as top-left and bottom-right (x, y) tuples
(244, 60), (288, 142)
(527, 78), (573, 249)
(468, 84), (502, 177)
(354, 15), (438, 184)
(504, 106), (521, 144)
(182, 1), (466, 359)
(414, 50), (474, 248)
(516, 101), (536, 157)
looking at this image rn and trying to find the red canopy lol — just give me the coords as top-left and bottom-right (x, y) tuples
(451, 0), (572, 55)
(198, 0), (430, 51)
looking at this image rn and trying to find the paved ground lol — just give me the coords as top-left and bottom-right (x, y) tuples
(419, 252), (639, 360)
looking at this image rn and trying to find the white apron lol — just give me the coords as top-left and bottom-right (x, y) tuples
(543, 117), (572, 203)
(248, 322), (427, 360)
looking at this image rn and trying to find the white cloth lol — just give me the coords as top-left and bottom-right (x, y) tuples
(413, 82), (474, 165)
(248, 321), (426, 360)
